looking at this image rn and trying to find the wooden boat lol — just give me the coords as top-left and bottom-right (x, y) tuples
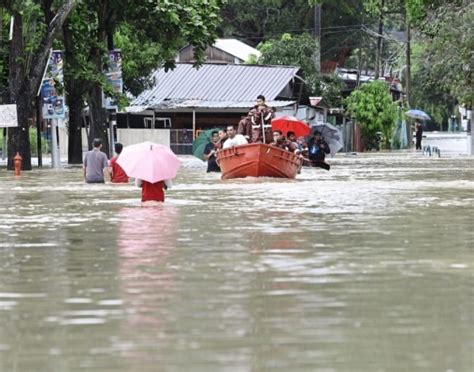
(216, 143), (302, 179)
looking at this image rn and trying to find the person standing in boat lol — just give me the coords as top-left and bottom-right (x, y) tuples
(248, 95), (275, 144)
(203, 130), (221, 172)
(307, 130), (331, 171)
(223, 125), (248, 148)
(237, 115), (252, 142)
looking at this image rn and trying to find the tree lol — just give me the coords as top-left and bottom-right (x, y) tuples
(257, 32), (319, 84)
(62, 0), (224, 162)
(417, 1), (472, 107)
(345, 80), (397, 149)
(407, 1), (472, 134)
(256, 32), (344, 107)
(2, 0), (76, 170)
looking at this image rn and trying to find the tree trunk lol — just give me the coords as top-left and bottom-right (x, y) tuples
(6, 12), (33, 170)
(63, 19), (85, 164)
(87, 84), (109, 154)
(85, 2), (115, 155)
(67, 97), (84, 163)
(7, 94), (33, 170)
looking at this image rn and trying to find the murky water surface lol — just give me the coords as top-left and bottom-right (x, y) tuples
(0, 152), (473, 371)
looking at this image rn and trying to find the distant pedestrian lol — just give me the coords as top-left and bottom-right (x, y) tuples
(83, 138), (109, 183)
(415, 120), (423, 150)
(108, 142), (129, 183)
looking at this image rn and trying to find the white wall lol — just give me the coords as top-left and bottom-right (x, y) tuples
(422, 132), (469, 155)
(117, 129), (170, 147)
(57, 128), (170, 159)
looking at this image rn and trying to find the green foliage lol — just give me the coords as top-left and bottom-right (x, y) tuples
(416, 2), (473, 107)
(408, 1), (473, 131)
(256, 33), (344, 106)
(345, 80), (397, 149)
(29, 127), (49, 155)
(258, 33), (319, 73)
(62, 0), (225, 105)
(410, 43), (456, 129)
(256, 32), (319, 92)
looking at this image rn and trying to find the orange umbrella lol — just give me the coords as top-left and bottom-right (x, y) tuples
(271, 116), (311, 137)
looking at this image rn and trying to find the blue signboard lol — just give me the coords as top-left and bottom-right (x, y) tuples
(40, 51), (65, 119)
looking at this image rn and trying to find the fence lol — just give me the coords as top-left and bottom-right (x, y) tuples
(170, 129), (193, 155)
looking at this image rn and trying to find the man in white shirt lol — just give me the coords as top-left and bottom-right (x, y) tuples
(223, 125), (248, 149)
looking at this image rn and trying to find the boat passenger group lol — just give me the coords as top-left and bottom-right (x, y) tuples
(203, 95), (331, 173)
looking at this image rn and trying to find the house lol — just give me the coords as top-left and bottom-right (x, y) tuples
(120, 63), (304, 153)
(176, 38), (261, 64)
(337, 68), (402, 100)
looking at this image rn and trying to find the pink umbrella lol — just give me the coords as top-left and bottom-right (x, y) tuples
(117, 141), (181, 183)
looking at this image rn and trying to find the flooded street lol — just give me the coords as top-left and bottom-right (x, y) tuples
(0, 152), (473, 371)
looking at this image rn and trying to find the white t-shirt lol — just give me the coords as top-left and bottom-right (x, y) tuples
(223, 134), (248, 149)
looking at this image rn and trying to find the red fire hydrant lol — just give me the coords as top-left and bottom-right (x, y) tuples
(13, 152), (22, 176)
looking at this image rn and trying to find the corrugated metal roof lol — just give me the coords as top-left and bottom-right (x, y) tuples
(130, 63), (300, 110)
(125, 99), (296, 112)
(214, 39), (261, 61)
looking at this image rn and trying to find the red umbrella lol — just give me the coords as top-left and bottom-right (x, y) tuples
(271, 116), (311, 138)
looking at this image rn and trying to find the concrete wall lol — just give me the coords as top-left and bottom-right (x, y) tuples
(57, 128), (170, 158)
(116, 129), (170, 147)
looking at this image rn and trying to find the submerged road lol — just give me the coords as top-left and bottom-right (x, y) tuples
(0, 152), (473, 371)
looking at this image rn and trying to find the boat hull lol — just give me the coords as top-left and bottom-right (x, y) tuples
(216, 143), (301, 179)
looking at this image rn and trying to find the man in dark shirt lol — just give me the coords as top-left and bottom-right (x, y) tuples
(307, 130), (331, 171)
(203, 131), (221, 172)
(415, 120), (423, 150)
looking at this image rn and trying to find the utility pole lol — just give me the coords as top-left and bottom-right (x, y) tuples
(374, 0), (385, 79)
(405, 17), (411, 107)
(314, 3), (321, 72)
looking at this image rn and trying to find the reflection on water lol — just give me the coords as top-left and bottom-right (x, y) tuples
(0, 152), (473, 371)
(118, 205), (177, 330)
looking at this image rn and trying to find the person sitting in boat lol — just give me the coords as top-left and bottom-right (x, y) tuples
(307, 130), (331, 171)
(287, 131), (303, 155)
(248, 95), (275, 144)
(217, 128), (228, 149)
(271, 130), (297, 152)
(223, 125), (248, 149)
(237, 115), (252, 142)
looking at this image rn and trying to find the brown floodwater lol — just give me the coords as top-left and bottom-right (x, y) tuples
(0, 152), (473, 371)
